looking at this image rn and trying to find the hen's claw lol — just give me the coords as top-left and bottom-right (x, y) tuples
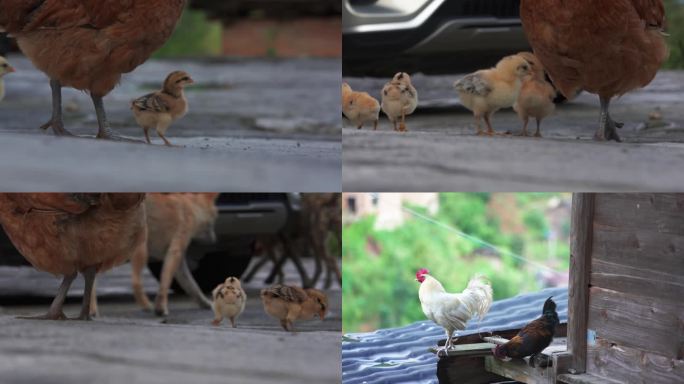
(17, 312), (67, 321)
(41, 119), (74, 137)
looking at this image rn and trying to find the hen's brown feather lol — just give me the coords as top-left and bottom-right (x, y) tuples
(0, 193), (146, 276)
(0, 0), (185, 96)
(520, 0), (668, 99)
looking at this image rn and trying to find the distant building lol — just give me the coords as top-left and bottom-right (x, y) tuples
(342, 193), (439, 230)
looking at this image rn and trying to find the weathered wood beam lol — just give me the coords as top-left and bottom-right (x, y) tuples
(569, 193), (595, 373)
(557, 373), (622, 384)
(484, 357), (557, 384)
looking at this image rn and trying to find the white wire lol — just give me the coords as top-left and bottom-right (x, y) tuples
(401, 205), (561, 274)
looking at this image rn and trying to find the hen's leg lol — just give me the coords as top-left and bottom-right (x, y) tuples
(74, 266), (97, 321)
(40, 80), (74, 136)
(18, 272), (77, 320)
(595, 97), (623, 142)
(92, 95), (142, 142)
(91, 95), (118, 140)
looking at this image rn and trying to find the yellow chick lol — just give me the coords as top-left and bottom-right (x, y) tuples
(0, 56), (16, 102)
(131, 71), (194, 146)
(211, 276), (246, 328)
(513, 52), (556, 137)
(381, 72), (418, 132)
(342, 83), (381, 130)
(260, 285), (328, 332)
(454, 55), (531, 136)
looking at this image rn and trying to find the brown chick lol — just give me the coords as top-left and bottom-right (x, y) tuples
(0, 55), (16, 102)
(513, 52), (556, 138)
(454, 55), (531, 136)
(520, 0), (668, 142)
(260, 285), (328, 332)
(381, 72), (418, 132)
(0, 193), (146, 320)
(0, 0), (185, 139)
(342, 83), (381, 130)
(212, 277), (247, 328)
(131, 71), (194, 146)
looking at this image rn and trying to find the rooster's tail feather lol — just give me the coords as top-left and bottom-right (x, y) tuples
(466, 274), (493, 321)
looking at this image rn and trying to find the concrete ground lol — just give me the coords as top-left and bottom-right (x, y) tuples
(0, 56), (341, 191)
(343, 71), (684, 191)
(0, 260), (342, 384)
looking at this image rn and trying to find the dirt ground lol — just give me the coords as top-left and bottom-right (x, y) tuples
(0, 56), (341, 191)
(343, 71), (684, 191)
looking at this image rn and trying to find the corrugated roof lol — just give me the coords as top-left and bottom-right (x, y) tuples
(342, 287), (569, 384)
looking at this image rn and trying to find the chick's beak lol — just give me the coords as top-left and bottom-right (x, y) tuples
(6, 66), (15, 73)
(187, 77), (195, 84)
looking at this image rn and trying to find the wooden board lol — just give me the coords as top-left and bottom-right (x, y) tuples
(484, 356), (558, 384)
(437, 356), (507, 384)
(587, 339), (684, 384)
(587, 287), (684, 360)
(569, 193), (595, 373)
(557, 373), (622, 384)
(591, 257), (683, 304)
(593, 194), (684, 236)
(591, 228), (684, 278)
(429, 343), (496, 358)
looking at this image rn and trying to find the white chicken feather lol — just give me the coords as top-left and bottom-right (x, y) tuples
(417, 269), (493, 355)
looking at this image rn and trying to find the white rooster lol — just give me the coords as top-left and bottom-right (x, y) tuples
(416, 268), (493, 355)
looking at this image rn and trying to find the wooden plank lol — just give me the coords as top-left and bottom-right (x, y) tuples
(437, 355), (507, 384)
(569, 193), (595, 373)
(429, 343), (495, 358)
(592, 228), (684, 277)
(593, 194), (684, 236)
(587, 287), (684, 359)
(437, 324), (567, 348)
(587, 339), (684, 384)
(591, 258), (684, 304)
(485, 356), (557, 384)
(558, 373), (622, 384)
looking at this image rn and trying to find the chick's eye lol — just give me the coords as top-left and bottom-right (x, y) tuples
(1, 64), (6, 68)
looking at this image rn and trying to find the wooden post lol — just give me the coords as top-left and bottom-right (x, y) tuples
(568, 193), (595, 374)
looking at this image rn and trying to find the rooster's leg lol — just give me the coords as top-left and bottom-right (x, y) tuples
(73, 266), (97, 321)
(595, 97), (623, 142)
(18, 272), (77, 320)
(40, 80), (74, 136)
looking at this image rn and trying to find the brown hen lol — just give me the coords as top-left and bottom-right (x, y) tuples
(0, 193), (146, 320)
(520, 0), (669, 142)
(0, 0), (185, 139)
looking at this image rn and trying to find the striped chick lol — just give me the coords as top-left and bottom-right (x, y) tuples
(212, 276), (247, 328)
(131, 71), (193, 146)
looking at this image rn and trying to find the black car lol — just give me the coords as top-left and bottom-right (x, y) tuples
(343, 0), (530, 76)
(0, 193), (301, 293)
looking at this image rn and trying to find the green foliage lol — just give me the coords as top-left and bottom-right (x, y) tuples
(664, 0), (684, 69)
(154, 9), (222, 58)
(342, 193), (571, 334)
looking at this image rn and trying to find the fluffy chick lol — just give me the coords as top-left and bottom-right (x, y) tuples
(260, 285), (328, 332)
(0, 56), (15, 102)
(381, 72), (418, 132)
(513, 52), (556, 137)
(212, 276), (246, 328)
(131, 71), (194, 146)
(454, 55), (531, 136)
(342, 83), (381, 130)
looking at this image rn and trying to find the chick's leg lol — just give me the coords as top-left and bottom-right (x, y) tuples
(18, 271), (77, 320)
(484, 114), (496, 136)
(517, 116), (529, 137)
(40, 80), (73, 136)
(399, 109), (407, 132)
(534, 119), (543, 138)
(74, 266), (97, 321)
(595, 97), (623, 142)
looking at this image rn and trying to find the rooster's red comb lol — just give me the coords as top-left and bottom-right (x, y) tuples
(416, 268), (429, 279)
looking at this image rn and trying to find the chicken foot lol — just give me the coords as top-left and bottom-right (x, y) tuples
(436, 330), (457, 357)
(72, 266), (97, 321)
(595, 97), (623, 142)
(40, 80), (74, 137)
(17, 271), (77, 320)
(91, 95), (142, 143)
